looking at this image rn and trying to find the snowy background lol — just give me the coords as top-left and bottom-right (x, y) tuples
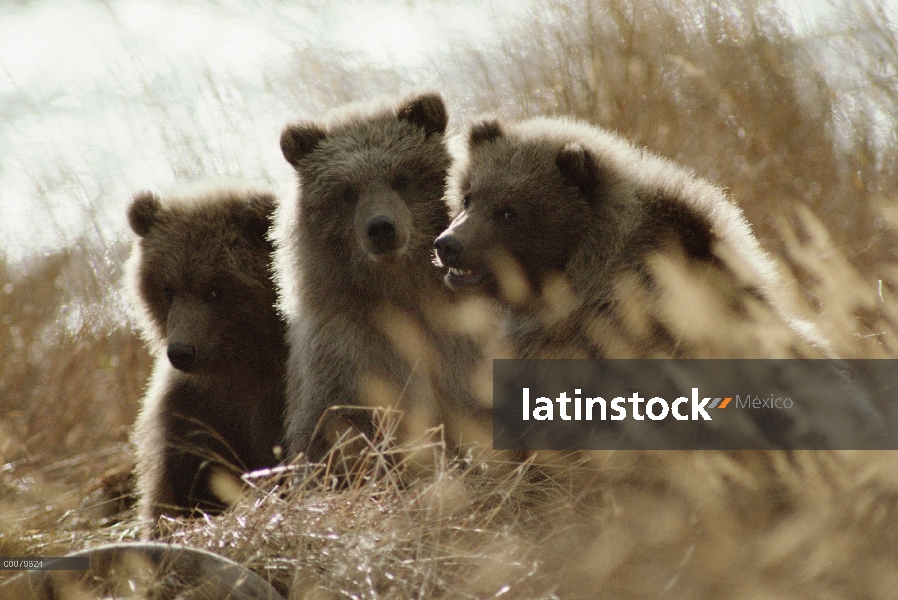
(1, 0), (873, 261)
(0, 0), (531, 259)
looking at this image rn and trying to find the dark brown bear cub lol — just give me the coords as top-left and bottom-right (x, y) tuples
(435, 116), (830, 359)
(276, 92), (490, 462)
(434, 117), (889, 449)
(126, 182), (286, 530)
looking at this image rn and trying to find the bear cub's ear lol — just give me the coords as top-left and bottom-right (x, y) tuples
(556, 143), (600, 197)
(397, 92), (448, 138)
(468, 119), (502, 147)
(281, 123), (327, 168)
(128, 191), (162, 237)
(242, 193), (277, 244)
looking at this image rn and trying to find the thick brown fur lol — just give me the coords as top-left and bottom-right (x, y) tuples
(275, 92), (492, 462)
(436, 116), (831, 360)
(435, 117), (886, 448)
(126, 181), (287, 531)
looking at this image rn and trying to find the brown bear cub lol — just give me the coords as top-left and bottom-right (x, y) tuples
(126, 182), (287, 529)
(276, 92), (491, 462)
(435, 117), (829, 359)
(435, 118), (893, 448)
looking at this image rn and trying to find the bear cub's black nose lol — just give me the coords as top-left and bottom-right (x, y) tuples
(167, 342), (196, 372)
(434, 235), (462, 266)
(366, 215), (396, 243)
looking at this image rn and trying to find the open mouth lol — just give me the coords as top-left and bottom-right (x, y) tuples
(446, 266), (487, 287)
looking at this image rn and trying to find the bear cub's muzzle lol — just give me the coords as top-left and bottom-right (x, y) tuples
(434, 232), (488, 287)
(366, 214), (398, 254)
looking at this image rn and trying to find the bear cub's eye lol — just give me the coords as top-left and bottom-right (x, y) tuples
(496, 207), (518, 223)
(391, 173), (409, 192)
(207, 288), (220, 302)
(343, 185), (358, 205)
(462, 193), (471, 210)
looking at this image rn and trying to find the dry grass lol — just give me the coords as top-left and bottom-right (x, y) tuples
(455, 0), (898, 272)
(3, 0), (898, 597)
(0, 243), (151, 565)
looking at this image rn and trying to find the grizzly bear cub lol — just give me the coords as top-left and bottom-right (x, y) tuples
(126, 182), (286, 529)
(434, 117), (892, 449)
(276, 92), (490, 461)
(435, 116), (829, 360)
